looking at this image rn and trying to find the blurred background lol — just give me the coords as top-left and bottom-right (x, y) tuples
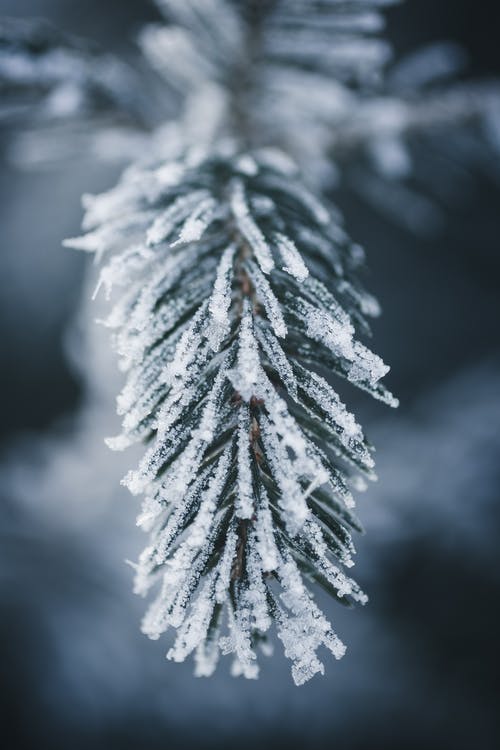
(0, 1), (499, 749)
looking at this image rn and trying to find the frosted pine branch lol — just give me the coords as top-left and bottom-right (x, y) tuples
(3, 0), (499, 690)
(66, 147), (397, 684)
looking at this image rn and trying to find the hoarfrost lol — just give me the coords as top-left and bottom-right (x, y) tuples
(65, 117), (396, 685)
(246, 260), (287, 338)
(230, 179), (275, 274)
(235, 406), (254, 520)
(274, 232), (309, 282)
(207, 243), (236, 351)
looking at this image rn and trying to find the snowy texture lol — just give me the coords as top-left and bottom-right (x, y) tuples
(6, 0), (499, 690)
(6, 0), (496, 691)
(30, 0), (499, 687)
(69, 145), (396, 684)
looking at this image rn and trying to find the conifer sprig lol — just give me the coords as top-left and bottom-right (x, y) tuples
(66, 145), (397, 683)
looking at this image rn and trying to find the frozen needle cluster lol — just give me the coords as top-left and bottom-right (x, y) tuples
(66, 139), (397, 683)
(12, 0), (421, 684)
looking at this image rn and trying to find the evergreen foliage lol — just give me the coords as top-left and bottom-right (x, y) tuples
(3, 0), (498, 683)
(63, 0), (399, 683)
(66, 143), (397, 682)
